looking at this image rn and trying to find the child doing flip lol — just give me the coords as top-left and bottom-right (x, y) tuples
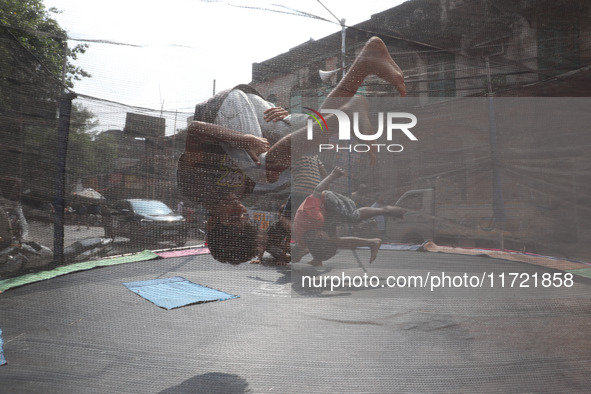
(293, 167), (405, 266)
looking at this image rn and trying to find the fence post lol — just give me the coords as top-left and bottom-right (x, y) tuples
(53, 92), (77, 265)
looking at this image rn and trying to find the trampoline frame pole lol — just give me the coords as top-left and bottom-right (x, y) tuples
(53, 92), (77, 265)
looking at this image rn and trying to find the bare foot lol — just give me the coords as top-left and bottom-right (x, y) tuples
(384, 206), (405, 219)
(250, 258), (262, 264)
(350, 36), (406, 96)
(369, 239), (382, 264)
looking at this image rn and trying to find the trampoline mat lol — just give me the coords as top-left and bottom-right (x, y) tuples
(0, 249), (590, 393)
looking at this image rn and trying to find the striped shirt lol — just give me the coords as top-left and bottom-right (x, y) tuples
(291, 155), (325, 200)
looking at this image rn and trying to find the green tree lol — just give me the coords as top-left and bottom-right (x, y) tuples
(21, 102), (120, 199)
(0, 0), (91, 203)
(0, 0), (90, 94)
(93, 132), (119, 177)
(66, 103), (99, 185)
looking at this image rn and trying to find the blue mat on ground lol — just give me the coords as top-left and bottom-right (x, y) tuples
(378, 242), (426, 251)
(123, 276), (239, 310)
(0, 328), (6, 366)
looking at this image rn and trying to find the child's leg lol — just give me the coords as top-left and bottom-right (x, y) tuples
(266, 36), (406, 171)
(324, 36), (405, 103)
(333, 236), (383, 264)
(358, 206), (405, 221)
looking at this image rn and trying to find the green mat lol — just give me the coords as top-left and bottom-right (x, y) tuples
(567, 268), (591, 280)
(0, 250), (159, 293)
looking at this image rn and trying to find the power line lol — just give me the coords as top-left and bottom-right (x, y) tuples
(315, 0), (341, 24)
(225, 2), (334, 23)
(4, 3), (589, 117)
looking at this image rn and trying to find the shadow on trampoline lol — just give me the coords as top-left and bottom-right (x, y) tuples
(159, 372), (250, 394)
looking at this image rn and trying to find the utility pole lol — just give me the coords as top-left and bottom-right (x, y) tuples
(485, 56), (505, 231)
(340, 18), (346, 79)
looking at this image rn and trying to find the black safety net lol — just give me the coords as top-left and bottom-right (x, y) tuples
(2, 1), (591, 394)
(1, 0), (590, 276)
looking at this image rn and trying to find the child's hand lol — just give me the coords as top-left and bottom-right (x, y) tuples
(331, 166), (345, 178)
(264, 107), (289, 123)
(234, 134), (270, 165)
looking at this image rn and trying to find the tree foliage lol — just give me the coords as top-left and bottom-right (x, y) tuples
(0, 0), (89, 92)
(1, 0), (90, 131)
(21, 102), (118, 199)
(67, 103), (116, 184)
(0, 1), (96, 202)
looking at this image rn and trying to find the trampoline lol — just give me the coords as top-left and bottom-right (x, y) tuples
(1, 247), (590, 393)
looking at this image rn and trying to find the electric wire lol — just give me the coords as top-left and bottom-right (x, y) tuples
(2, 2), (590, 116)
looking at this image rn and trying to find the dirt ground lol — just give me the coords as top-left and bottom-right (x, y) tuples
(26, 221), (106, 249)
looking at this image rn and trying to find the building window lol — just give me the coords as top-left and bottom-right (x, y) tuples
(427, 52), (456, 100)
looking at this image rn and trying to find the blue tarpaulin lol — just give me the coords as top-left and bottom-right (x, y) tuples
(123, 276), (239, 310)
(379, 242), (426, 251)
(0, 328), (6, 366)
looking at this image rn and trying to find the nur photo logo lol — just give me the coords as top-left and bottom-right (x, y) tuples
(304, 107), (329, 133)
(305, 108), (418, 153)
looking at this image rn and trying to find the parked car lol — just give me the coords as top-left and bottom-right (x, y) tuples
(104, 199), (187, 246)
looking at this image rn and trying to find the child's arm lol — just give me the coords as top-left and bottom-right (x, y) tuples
(250, 227), (267, 264)
(312, 166), (345, 198)
(187, 120), (269, 165)
(317, 159), (328, 179)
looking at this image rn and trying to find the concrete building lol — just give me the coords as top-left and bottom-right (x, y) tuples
(249, 0), (591, 257)
(251, 0), (591, 105)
